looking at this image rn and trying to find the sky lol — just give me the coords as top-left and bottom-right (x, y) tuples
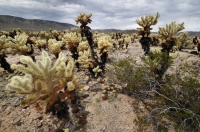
(0, 0), (200, 32)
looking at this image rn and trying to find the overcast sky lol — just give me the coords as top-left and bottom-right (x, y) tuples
(0, 0), (200, 31)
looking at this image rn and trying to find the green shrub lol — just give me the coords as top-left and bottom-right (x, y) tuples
(110, 51), (200, 131)
(110, 57), (149, 93)
(111, 50), (176, 92)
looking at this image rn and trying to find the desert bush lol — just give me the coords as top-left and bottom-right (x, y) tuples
(111, 51), (200, 131)
(111, 50), (175, 91)
(110, 57), (149, 93)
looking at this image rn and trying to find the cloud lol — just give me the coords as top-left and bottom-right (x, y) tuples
(0, 0), (200, 31)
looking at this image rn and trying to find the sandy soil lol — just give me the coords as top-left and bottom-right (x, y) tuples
(0, 42), (199, 132)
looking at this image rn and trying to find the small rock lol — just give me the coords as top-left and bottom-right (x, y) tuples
(79, 79), (88, 85)
(46, 114), (54, 119)
(97, 78), (105, 83)
(38, 128), (44, 132)
(81, 93), (89, 98)
(42, 127), (50, 132)
(122, 49), (128, 53)
(1, 101), (7, 106)
(12, 116), (21, 125)
(78, 75), (90, 84)
(92, 83), (101, 89)
(85, 76), (90, 81)
(7, 93), (15, 97)
(5, 106), (14, 115)
(33, 115), (43, 120)
(36, 120), (42, 127)
(91, 92), (97, 96)
(101, 84), (106, 90)
(115, 84), (122, 90)
(11, 97), (20, 107)
(25, 111), (30, 116)
(88, 81), (93, 87)
(122, 83), (127, 88)
(101, 94), (108, 100)
(112, 90), (117, 93)
(46, 119), (51, 122)
(16, 120), (22, 126)
(83, 97), (91, 102)
(0, 92), (4, 98)
(0, 105), (7, 111)
(84, 86), (90, 91)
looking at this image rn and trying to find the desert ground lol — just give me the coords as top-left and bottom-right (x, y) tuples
(0, 41), (199, 132)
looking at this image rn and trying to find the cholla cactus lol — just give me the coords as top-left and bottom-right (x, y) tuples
(0, 67), (4, 76)
(37, 31), (49, 40)
(63, 32), (82, 68)
(0, 35), (14, 73)
(93, 32), (98, 47)
(63, 32), (82, 52)
(178, 32), (188, 46)
(136, 12), (160, 55)
(49, 29), (60, 41)
(71, 27), (79, 33)
(98, 36), (113, 53)
(132, 33), (138, 38)
(178, 32), (188, 41)
(78, 41), (90, 52)
(6, 51), (82, 112)
(92, 66), (102, 77)
(158, 22), (184, 41)
(177, 32), (190, 50)
(77, 40), (92, 69)
(63, 29), (70, 34)
(48, 39), (63, 58)
(131, 33), (138, 43)
(158, 21), (185, 53)
(136, 12), (160, 37)
(197, 38), (200, 44)
(124, 36), (131, 49)
(149, 34), (160, 46)
(75, 13), (92, 25)
(118, 38), (124, 49)
(77, 49), (91, 67)
(50, 29), (59, 36)
(35, 39), (47, 51)
(196, 38), (200, 53)
(75, 13), (110, 76)
(6, 33), (32, 55)
(38, 31), (48, 39)
(1, 31), (9, 36)
(110, 39), (119, 49)
(82, 36), (87, 41)
(0, 35), (11, 55)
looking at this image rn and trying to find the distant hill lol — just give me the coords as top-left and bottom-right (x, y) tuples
(187, 31), (200, 37)
(0, 15), (78, 31)
(0, 15), (200, 36)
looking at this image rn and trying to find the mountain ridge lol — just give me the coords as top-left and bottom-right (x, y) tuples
(0, 15), (200, 36)
(0, 15), (77, 31)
